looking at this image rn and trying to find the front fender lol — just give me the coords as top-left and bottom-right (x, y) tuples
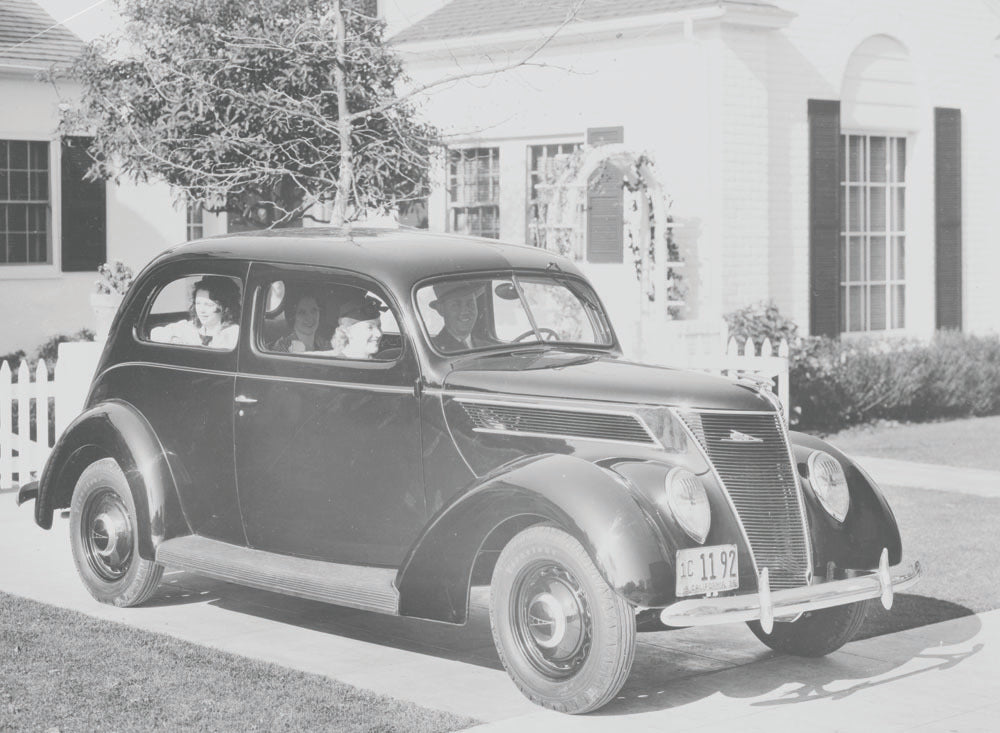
(789, 431), (902, 569)
(396, 453), (672, 623)
(35, 399), (186, 561)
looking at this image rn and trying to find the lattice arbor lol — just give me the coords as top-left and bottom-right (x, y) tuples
(531, 145), (686, 328)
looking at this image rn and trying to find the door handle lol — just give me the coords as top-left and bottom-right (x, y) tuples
(234, 395), (258, 405)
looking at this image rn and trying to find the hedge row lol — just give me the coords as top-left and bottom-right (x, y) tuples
(724, 301), (1000, 433)
(790, 331), (1000, 432)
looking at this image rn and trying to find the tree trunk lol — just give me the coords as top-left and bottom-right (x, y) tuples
(331, 0), (353, 228)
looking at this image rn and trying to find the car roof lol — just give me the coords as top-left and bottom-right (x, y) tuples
(157, 227), (582, 290)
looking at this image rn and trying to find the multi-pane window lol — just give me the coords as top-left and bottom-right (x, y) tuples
(448, 148), (499, 239)
(840, 134), (906, 332)
(0, 140), (50, 264)
(527, 142), (581, 246)
(187, 203), (204, 241)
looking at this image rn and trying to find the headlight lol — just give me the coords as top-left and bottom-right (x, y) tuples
(807, 450), (850, 522)
(663, 467), (711, 544)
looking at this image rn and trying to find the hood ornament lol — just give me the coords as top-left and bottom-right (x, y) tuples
(721, 430), (763, 443)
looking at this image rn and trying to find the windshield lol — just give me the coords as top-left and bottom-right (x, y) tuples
(416, 273), (614, 354)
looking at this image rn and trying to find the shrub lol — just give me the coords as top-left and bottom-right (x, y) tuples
(790, 331), (1000, 432)
(724, 300), (799, 350)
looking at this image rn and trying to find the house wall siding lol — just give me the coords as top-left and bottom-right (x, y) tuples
(0, 76), (225, 353)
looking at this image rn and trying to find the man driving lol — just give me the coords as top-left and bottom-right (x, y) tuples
(430, 281), (488, 353)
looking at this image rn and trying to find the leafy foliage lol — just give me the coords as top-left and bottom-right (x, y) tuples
(95, 261), (135, 296)
(59, 0), (439, 225)
(724, 300), (799, 349)
(791, 332), (1000, 432)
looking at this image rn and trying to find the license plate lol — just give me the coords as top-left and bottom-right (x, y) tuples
(676, 544), (739, 597)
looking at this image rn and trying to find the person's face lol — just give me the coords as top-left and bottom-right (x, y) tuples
(194, 289), (222, 327)
(438, 293), (478, 339)
(346, 319), (382, 355)
(293, 296), (320, 337)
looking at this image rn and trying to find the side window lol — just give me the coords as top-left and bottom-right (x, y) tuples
(140, 274), (242, 351)
(257, 276), (401, 361)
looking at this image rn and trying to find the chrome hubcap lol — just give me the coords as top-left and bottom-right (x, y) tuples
(82, 490), (133, 581)
(512, 563), (591, 678)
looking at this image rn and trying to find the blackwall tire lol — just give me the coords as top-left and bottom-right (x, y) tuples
(489, 525), (636, 714)
(69, 458), (163, 607)
(747, 599), (873, 657)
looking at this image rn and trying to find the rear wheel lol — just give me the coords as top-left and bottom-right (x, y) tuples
(70, 458), (162, 606)
(747, 600), (873, 657)
(489, 525), (635, 714)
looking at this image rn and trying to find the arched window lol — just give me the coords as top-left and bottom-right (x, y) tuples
(839, 36), (917, 332)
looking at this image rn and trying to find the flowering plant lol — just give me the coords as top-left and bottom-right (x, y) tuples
(95, 261), (134, 296)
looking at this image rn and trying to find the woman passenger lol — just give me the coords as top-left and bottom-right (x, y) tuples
(150, 276), (240, 349)
(269, 288), (331, 353)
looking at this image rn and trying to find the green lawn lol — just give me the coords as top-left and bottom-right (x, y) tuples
(823, 415), (1000, 471)
(0, 592), (478, 733)
(856, 482), (1000, 639)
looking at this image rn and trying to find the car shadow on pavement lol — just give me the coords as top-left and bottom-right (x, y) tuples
(139, 572), (983, 717)
(601, 596), (982, 715)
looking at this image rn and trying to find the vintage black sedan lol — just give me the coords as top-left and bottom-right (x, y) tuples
(19, 228), (920, 713)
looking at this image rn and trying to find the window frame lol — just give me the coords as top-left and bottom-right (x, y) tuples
(412, 269), (618, 358)
(839, 131), (907, 333)
(526, 140), (583, 247)
(0, 138), (53, 270)
(246, 263), (410, 372)
(447, 146), (500, 239)
(136, 271), (245, 353)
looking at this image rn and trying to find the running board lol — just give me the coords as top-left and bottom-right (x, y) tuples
(155, 536), (399, 615)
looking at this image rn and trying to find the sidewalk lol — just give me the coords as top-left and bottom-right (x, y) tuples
(851, 456), (1000, 497)
(1, 455), (998, 731)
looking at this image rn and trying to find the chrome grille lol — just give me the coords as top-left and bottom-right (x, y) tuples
(680, 411), (811, 589)
(459, 401), (655, 445)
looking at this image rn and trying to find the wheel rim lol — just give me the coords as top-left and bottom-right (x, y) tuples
(511, 561), (592, 679)
(81, 488), (133, 581)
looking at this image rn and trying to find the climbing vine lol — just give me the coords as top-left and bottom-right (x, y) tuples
(531, 145), (686, 319)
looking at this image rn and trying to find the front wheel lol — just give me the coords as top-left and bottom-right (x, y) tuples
(69, 458), (163, 607)
(747, 599), (873, 657)
(489, 525), (636, 714)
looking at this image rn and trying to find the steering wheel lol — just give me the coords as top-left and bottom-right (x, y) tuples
(512, 327), (560, 343)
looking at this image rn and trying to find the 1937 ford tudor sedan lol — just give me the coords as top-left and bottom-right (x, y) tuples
(19, 228), (920, 713)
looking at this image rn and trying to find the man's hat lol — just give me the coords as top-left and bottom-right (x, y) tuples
(431, 280), (485, 304)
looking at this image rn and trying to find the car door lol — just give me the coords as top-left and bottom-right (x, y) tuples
(103, 260), (248, 544)
(233, 263), (426, 567)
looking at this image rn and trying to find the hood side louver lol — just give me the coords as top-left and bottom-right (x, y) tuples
(458, 400), (656, 446)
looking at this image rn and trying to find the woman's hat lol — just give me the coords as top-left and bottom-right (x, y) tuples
(339, 294), (383, 323)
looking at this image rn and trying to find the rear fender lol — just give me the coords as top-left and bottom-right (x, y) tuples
(35, 399), (186, 560)
(789, 431), (902, 569)
(396, 453), (672, 624)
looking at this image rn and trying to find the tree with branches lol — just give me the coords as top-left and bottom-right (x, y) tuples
(60, 0), (439, 227)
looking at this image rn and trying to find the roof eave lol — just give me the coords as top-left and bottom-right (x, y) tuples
(393, 3), (796, 58)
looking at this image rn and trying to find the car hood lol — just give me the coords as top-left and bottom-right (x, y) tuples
(441, 350), (774, 412)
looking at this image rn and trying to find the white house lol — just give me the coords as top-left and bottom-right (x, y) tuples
(0, 0), (226, 354)
(390, 0), (1000, 356)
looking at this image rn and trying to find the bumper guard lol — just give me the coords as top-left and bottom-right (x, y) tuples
(660, 548), (922, 633)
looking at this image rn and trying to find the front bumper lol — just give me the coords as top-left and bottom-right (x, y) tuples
(660, 548), (922, 633)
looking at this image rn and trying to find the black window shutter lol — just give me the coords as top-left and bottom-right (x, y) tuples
(808, 100), (842, 337)
(61, 137), (106, 272)
(935, 107), (962, 330)
(586, 126), (624, 262)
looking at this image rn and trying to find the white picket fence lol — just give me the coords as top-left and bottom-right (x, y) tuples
(709, 336), (790, 423)
(0, 359), (55, 489)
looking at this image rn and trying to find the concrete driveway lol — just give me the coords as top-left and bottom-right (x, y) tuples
(1, 477), (997, 732)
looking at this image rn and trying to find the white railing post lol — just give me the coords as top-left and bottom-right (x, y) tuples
(54, 341), (102, 440)
(34, 359), (52, 471)
(0, 361), (10, 488)
(15, 361), (30, 485)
